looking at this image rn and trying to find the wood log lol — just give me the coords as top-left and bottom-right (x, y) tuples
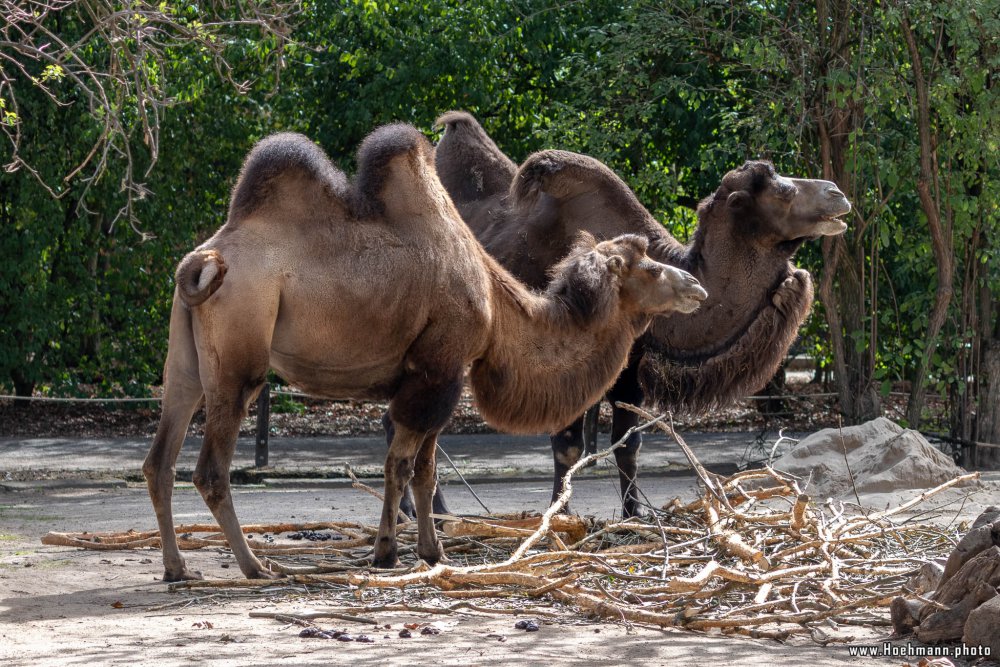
(907, 560), (945, 595)
(934, 546), (1000, 607)
(891, 596), (927, 635)
(440, 514), (588, 544)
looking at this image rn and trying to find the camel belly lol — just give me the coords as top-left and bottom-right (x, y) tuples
(268, 347), (403, 400)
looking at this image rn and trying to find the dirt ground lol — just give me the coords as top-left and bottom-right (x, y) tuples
(0, 383), (983, 666)
(3, 478), (998, 666)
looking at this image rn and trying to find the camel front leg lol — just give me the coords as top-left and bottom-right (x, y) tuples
(411, 431), (446, 564)
(383, 411), (451, 520)
(375, 368), (462, 568)
(609, 403), (644, 518)
(549, 416), (585, 512)
(608, 353), (646, 518)
(373, 422), (425, 568)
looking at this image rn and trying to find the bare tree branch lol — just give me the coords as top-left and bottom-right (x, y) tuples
(0, 0), (301, 236)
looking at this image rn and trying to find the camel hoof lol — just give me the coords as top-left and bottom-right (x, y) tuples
(418, 543), (447, 566)
(421, 552), (451, 567)
(247, 569), (284, 581)
(371, 556), (401, 570)
(162, 568), (204, 583)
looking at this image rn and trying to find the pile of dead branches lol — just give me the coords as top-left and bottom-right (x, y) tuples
(43, 410), (978, 639)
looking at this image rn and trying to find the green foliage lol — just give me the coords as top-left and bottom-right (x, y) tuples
(1, 0), (997, 439)
(270, 392), (307, 415)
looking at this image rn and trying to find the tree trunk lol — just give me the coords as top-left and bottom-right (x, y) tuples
(900, 10), (955, 429)
(10, 367), (34, 399)
(811, 0), (881, 425)
(979, 330), (1000, 468)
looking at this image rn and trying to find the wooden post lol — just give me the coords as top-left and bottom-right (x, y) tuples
(583, 404), (599, 460)
(255, 383), (270, 468)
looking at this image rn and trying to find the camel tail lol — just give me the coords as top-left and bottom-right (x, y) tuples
(175, 249), (227, 307)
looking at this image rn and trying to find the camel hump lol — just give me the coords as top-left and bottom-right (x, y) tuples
(434, 110), (517, 205)
(434, 110), (480, 130)
(511, 150), (648, 219)
(227, 132), (349, 223)
(175, 248), (227, 307)
(352, 122), (436, 219)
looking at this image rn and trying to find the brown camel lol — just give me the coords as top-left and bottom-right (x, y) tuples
(432, 111), (851, 518)
(143, 123), (707, 580)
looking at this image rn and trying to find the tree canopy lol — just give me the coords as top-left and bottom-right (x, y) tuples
(1, 0), (997, 444)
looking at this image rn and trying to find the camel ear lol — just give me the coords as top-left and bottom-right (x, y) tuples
(727, 190), (751, 209)
(606, 255), (625, 276)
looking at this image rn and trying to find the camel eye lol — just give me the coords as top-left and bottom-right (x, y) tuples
(776, 181), (798, 200)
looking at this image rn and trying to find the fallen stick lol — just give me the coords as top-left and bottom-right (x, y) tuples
(843, 472), (980, 527)
(250, 610), (378, 625)
(345, 464), (409, 525)
(440, 514), (589, 544)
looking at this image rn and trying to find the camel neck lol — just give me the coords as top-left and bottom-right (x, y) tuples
(645, 221), (796, 361)
(468, 265), (644, 435)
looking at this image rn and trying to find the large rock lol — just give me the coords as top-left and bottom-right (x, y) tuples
(772, 417), (967, 498)
(963, 595), (1000, 657)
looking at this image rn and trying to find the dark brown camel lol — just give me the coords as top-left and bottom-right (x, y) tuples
(432, 111), (851, 518)
(144, 123), (707, 580)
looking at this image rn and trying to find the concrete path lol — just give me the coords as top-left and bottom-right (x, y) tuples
(0, 429), (792, 490)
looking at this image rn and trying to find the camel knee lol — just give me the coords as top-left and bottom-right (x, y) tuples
(554, 444), (583, 469)
(142, 462), (176, 500)
(192, 468), (229, 508)
(412, 454), (436, 489)
(614, 430), (642, 455)
(386, 455), (415, 491)
(142, 457), (165, 484)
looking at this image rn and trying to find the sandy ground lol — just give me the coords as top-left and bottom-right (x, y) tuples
(3, 475), (999, 666)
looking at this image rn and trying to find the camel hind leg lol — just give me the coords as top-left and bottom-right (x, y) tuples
(193, 373), (273, 579)
(144, 296), (205, 582)
(186, 286), (278, 580)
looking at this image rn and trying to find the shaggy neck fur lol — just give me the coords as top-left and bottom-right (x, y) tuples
(469, 251), (647, 434)
(638, 196), (813, 412)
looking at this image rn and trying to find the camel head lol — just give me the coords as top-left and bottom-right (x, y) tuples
(711, 160), (852, 247)
(548, 232), (707, 324)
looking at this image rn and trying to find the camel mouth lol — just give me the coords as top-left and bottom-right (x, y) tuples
(814, 214), (849, 236)
(671, 284), (708, 314)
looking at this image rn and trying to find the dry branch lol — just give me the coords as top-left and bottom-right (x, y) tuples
(46, 415), (968, 635)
